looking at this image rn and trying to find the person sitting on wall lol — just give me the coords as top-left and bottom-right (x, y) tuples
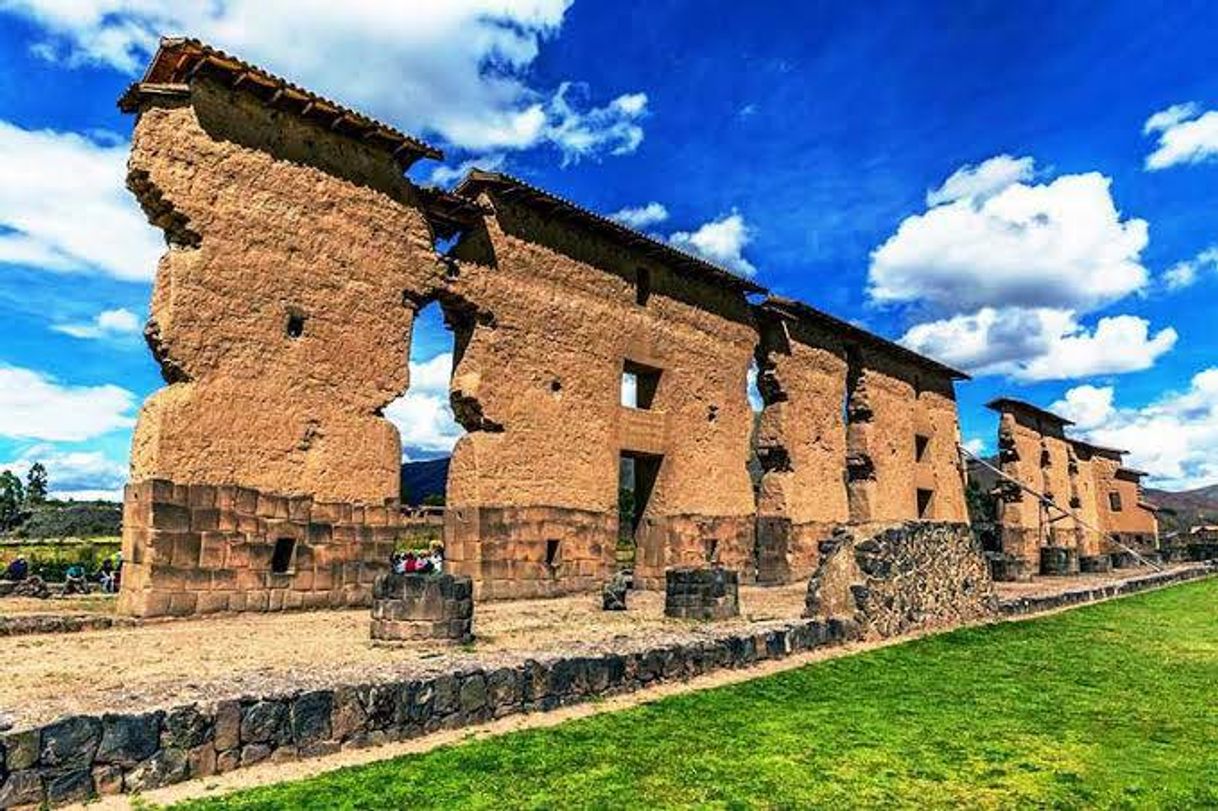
(428, 544), (444, 574)
(390, 552), (405, 575)
(4, 555), (28, 581)
(64, 563), (90, 595)
(417, 552), (434, 574)
(113, 552), (123, 591)
(97, 558), (116, 594)
(404, 552), (422, 573)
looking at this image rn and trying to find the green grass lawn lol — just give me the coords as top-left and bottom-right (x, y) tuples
(174, 579), (1218, 811)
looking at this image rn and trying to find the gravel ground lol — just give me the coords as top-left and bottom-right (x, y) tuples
(0, 584), (808, 728)
(0, 565), (1188, 729)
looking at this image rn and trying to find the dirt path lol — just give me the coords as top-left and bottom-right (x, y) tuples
(0, 584), (808, 728)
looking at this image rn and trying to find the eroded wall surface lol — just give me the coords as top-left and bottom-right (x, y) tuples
(127, 80), (442, 502)
(1070, 445), (1104, 558)
(753, 316), (850, 583)
(119, 79), (443, 616)
(995, 409), (1082, 574)
(845, 350), (967, 527)
(753, 308), (968, 584)
(443, 196), (758, 595)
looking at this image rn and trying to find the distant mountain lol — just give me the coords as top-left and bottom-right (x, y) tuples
(1145, 485), (1218, 536)
(400, 457), (449, 506)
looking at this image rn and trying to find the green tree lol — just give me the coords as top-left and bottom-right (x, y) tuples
(0, 470), (25, 531)
(25, 462), (48, 505)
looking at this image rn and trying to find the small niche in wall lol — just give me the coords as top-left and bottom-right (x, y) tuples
(271, 537), (296, 574)
(286, 311), (306, 339)
(635, 267), (652, 306)
(545, 538), (561, 572)
(1108, 491), (1123, 512)
(704, 538), (719, 564)
(916, 488), (934, 519)
(914, 434), (930, 463)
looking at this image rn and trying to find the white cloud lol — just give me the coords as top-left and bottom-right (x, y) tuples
(1049, 384), (1114, 430)
(0, 366), (137, 442)
(0, 0), (649, 160)
(925, 154), (1035, 206)
(52, 307), (142, 339)
(609, 202), (669, 229)
(1144, 102), (1200, 135)
(0, 121), (162, 281)
(871, 166), (1149, 313)
(1162, 245), (1218, 292)
(876, 156), (1173, 382)
(669, 211), (757, 277)
(384, 352), (464, 454)
(0, 445), (127, 501)
(1061, 369), (1218, 490)
(1144, 103), (1218, 170)
(900, 307), (1177, 382)
(545, 84), (647, 164)
(962, 437), (986, 456)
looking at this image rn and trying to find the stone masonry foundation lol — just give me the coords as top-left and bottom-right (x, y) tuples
(664, 567), (741, 620)
(118, 479), (399, 618)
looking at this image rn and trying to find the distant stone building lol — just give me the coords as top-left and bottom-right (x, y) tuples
(115, 38), (972, 617)
(985, 398), (1159, 579)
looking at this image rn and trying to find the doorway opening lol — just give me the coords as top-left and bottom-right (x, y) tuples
(618, 450), (663, 566)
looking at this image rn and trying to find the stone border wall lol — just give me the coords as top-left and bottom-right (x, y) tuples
(0, 614), (136, 638)
(0, 617), (860, 808)
(997, 562), (1215, 616)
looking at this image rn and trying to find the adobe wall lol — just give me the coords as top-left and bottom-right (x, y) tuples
(118, 79), (443, 616)
(753, 308), (968, 584)
(1091, 458), (1158, 550)
(994, 410), (1081, 573)
(1069, 445), (1104, 558)
(753, 315), (850, 584)
(443, 195), (758, 595)
(845, 348), (968, 527)
(125, 78), (442, 503)
(116, 47), (974, 616)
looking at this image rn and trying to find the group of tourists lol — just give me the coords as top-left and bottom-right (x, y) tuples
(2, 553), (122, 594)
(391, 545), (444, 575)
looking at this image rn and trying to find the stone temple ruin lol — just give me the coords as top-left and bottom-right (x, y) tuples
(985, 398), (1160, 581)
(115, 38), (972, 618)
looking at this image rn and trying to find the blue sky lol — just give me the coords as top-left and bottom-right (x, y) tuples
(1, 0), (1217, 497)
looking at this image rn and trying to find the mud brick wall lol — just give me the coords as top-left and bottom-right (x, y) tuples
(805, 522), (997, 639)
(848, 349), (968, 527)
(118, 480), (401, 618)
(0, 617), (861, 808)
(753, 311), (850, 584)
(1069, 443), (1105, 559)
(753, 302), (968, 585)
(370, 573), (474, 643)
(443, 192), (758, 596)
(125, 77), (443, 505)
(1090, 457), (1158, 550)
(994, 408), (1082, 572)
